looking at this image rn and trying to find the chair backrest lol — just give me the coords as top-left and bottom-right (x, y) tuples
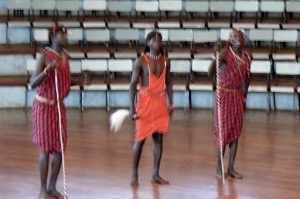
(210, 1), (234, 12)
(68, 52), (85, 59)
(274, 61), (300, 76)
(273, 30), (298, 42)
(169, 29), (193, 42)
(69, 60), (82, 74)
(192, 59), (212, 73)
(193, 30), (218, 43)
(235, 0), (259, 12)
(33, 21), (55, 28)
(159, 0), (182, 12)
(286, 1), (300, 12)
(31, 0), (56, 11)
(115, 29), (140, 41)
(250, 60), (271, 74)
(56, 0), (81, 11)
(0, 1), (7, 14)
(7, 26), (31, 44)
(8, 21), (31, 28)
(7, 0), (31, 10)
(260, 1), (285, 13)
(85, 29), (110, 42)
(67, 28), (83, 43)
(57, 21), (81, 28)
(220, 29), (231, 41)
(185, 1), (209, 13)
(83, 0), (107, 11)
(33, 28), (49, 43)
(136, 0), (159, 12)
(27, 58), (37, 74)
(249, 29), (273, 42)
(170, 60), (191, 73)
(81, 59), (108, 72)
(83, 22), (106, 28)
(108, 59), (133, 72)
(108, 0), (133, 12)
(0, 23), (6, 44)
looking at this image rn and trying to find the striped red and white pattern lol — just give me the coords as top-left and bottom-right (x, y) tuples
(32, 47), (71, 152)
(214, 47), (251, 146)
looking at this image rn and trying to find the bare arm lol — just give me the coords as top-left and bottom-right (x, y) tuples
(30, 54), (47, 89)
(244, 58), (252, 99)
(208, 48), (227, 78)
(208, 60), (216, 78)
(30, 54), (58, 89)
(165, 59), (173, 106)
(129, 57), (143, 119)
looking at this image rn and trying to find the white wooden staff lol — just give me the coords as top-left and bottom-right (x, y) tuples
(54, 68), (68, 199)
(216, 52), (226, 184)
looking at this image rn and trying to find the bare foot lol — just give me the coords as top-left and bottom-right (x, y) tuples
(228, 169), (243, 179)
(48, 188), (65, 199)
(130, 175), (139, 187)
(151, 175), (169, 185)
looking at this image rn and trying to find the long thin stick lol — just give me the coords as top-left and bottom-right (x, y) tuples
(54, 68), (68, 199)
(216, 52), (225, 184)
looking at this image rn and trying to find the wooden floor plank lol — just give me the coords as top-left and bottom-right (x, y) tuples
(0, 109), (299, 199)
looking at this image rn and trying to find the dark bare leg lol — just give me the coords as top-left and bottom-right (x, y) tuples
(48, 151), (64, 198)
(152, 133), (169, 185)
(131, 139), (146, 186)
(227, 140), (243, 179)
(39, 152), (51, 199)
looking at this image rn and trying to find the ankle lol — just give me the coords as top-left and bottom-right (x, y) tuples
(132, 173), (138, 178)
(48, 185), (56, 191)
(40, 187), (47, 192)
(228, 168), (240, 174)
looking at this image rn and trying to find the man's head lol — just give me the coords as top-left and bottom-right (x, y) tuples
(229, 28), (246, 50)
(144, 31), (163, 54)
(49, 25), (68, 48)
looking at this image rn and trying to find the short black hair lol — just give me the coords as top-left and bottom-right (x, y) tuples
(48, 25), (67, 45)
(144, 31), (164, 54)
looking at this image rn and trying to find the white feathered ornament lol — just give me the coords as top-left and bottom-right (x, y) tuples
(110, 109), (130, 133)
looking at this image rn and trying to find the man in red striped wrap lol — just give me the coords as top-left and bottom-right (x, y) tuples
(129, 31), (173, 186)
(31, 25), (71, 199)
(209, 29), (252, 179)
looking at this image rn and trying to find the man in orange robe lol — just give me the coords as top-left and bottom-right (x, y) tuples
(129, 31), (173, 186)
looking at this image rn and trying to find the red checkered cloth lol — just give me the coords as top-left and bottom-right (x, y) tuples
(214, 47), (251, 147)
(32, 47), (71, 152)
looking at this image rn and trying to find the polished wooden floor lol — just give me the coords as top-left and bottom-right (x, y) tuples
(0, 109), (300, 199)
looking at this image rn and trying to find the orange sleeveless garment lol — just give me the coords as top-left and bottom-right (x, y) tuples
(135, 55), (170, 141)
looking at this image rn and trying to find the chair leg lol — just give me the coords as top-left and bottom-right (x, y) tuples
(79, 90), (82, 111)
(267, 91), (270, 114)
(81, 91), (84, 112)
(106, 90), (110, 111)
(189, 90), (192, 110)
(272, 92), (276, 111)
(184, 90), (189, 111)
(293, 92), (296, 113)
(298, 92), (300, 112)
(25, 88), (28, 109)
